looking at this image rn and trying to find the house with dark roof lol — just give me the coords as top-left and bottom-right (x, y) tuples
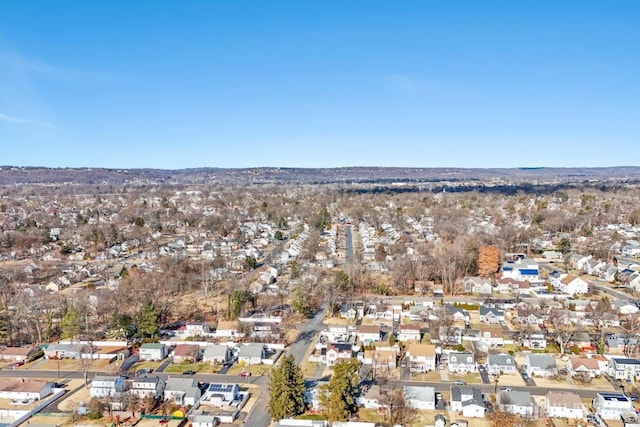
(594, 392), (634, 420)
(479, 307), (504, 324)
(450, 385), (485, 418)
(608, 358), (640, 381)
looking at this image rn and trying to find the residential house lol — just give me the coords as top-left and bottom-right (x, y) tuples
(486, 353), (516, 375)
(139, 343), (167, 361)
(497, 390), (534, 417)
(90, 376), (126, 398)
(274, 420), (328, 427)
(567, 331), (595, 352)
(501, 258), (539, 283)
(614, 300), (640, 315)
(448, 352), (476, 374)
(559, 275), (589, 296)
(130, 376), (164, 399)
(479, 307), (504, 324)
(609, 358), (640, 381)
(404, 385), (435, 410)
(406, 343), (437, 372)
(202, 344), (231, 365)
(525, 354), (557, 378)
(397, 324), (422, 343)
(450, 386), (485, 418)
(462, 277), (493, 295)
(521, 332), (547, 350)
(567, 357), (601, 379)
(545, 391), (585, 419)
(173, 344), (201, 364)
(478, 327), (504, 348)
(326, 343), (354, 367)
(177, 322), (211, 338)
(238, 343), (265, 365)
(445, 305), (470, 323)
(201, 383), (240, 406)
(0, 346), (39, 362)
(215, 321), (242, 339)
(0, 379), (53, 401)
(191, 415), (218, 427)
(594, 392), (634, 420)
(355, 325), (381, 344)
(44, 343), (86, 359)
(324, 325), (350, 343)
(362, 349), (397, 370)
(164, 377), (201, 406)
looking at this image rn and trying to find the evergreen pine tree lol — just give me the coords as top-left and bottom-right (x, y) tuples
(319, 358), (360, 422)
(269, 354), (306, 421)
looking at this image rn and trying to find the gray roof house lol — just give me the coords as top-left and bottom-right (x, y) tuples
(203, 344), (231, 364)
(525, 354), (557, 378)
(164, 377), (201, 406)
(486, 353), (517, 375)
(44, 343), (87, 359)
(497, 390), (534, 417)
(130, 376), (165, 398)
(450, 386), (485, 418)
(238, 343), (265, 365)
(404, 385), (435, 410)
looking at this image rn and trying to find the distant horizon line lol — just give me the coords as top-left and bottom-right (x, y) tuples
(2, 165), (639, 171)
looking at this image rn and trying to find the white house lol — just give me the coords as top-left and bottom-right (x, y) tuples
(397, 324), (422, 343)
(521, 333), (547, 350)
(479, 307), (504, 324)
(237, 343), (265, 365)
(355, 325), (381, 344)
(594, 392), (634, 420)
(215, 321), (242, 339)
(139, 343), (167, 361)
(558, 274), (589, 296)
(130, 376), (164, 399)
(203, 344), (231, 364)
(450, 386), (485, 418)
(609, 358), (640, 381)
(201, 383), (241, 406)
(498, 390), (534, 417)
(525, 354), (557, 378)
(566, 357), (601, 379)
(545, 391), (584, 419)
(90, 376), (126, 398)
(501, 258), (539, 282)
(406, 343), (437, 372)
(404, 386), (435, 410)
(486, 353), (516, 375)
(164, 377), (201, 406)
(326, 343), (354, 367)
(448, 352), (476, 374)
(0, 379), (53, 401)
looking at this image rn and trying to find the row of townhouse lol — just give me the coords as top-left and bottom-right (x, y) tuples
(140, 342), (268, 365)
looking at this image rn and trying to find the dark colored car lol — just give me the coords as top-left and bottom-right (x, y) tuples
(182, 370), (196, 375)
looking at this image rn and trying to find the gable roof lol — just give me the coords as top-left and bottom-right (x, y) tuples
(527, 354), (556, 369)
(407, 343), (436, 357)
(546, 391), (582, 409)
(487, 353), (515, 366)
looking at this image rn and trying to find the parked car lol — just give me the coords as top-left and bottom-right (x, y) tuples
(521, 372), (530, 379)
(137, 368), (153, 375)
(452, 380), (466, 385)
(13, 361), (25, 368)
(239, 371), (251, 377)
(182, 370), (196, 376)
(223, 361), (233, 368)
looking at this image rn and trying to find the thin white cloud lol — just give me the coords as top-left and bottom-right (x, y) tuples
(0, 113), (55, 129)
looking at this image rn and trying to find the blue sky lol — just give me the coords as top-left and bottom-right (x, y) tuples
(1, 1), (638, 169)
